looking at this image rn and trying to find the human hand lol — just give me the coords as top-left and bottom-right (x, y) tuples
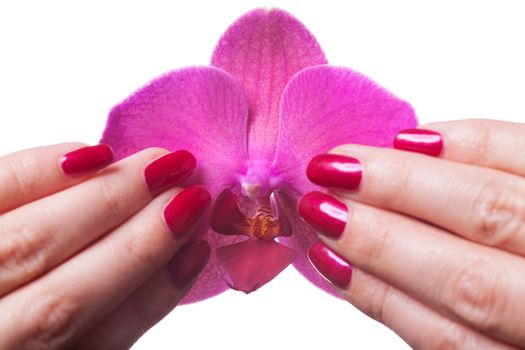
(300, 120), (525, 349)
(0, 143), (210, 349)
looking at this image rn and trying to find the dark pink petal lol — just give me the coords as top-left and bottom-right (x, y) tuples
(273, 66), (417, 294)
(101, 66), (249, 303)
(216, 239), (296, 293)
(210, 188), (251, 236)
(211, 8), (327, 161)
(273, 65), (417, 194)
(276, 191), (340, 297)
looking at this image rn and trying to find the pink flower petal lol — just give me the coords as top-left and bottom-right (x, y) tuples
(274, 65), (417, 194)
(211, 8), (327, 161)
(273, 66), (417, 294)
(101, 66), (250, 303)
(276, 191), (340, 297)
(216, 238), (296, 293)
(210, 188), (251, 237)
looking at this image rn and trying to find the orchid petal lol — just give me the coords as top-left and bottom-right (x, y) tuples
(273, 66), (417, 293)
(211, 8), (327, 161)
(276, 192), (340, 297)
(273, 65), (417, 195)
(101, 66), (250, 303)
(210, 188), (251, 237)
(216, 239), (296, 293)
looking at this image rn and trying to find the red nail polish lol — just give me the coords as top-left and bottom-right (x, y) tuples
(144, 150), (196, 195)
(307, 154), (362, 190)
(298, 191), (348, 239)
(168, 239), (211, 289)
(60, 144), (114, 175)
(164, 186), (211, 238)
(394, 129), (443, 156)
(308, 242), (352, 289)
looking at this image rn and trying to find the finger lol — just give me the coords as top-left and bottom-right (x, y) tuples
(299, 194), (525, 346)
(77, 239), (210, 350)
(0, 148), (196, 296)
(0, 143), (113, 213)
(394, 119), (525, 177)
(0, 186), (211, 350)
(308, 257), (519, 350)
(0, 148), (195, 296)
(308, 144), (525, 256)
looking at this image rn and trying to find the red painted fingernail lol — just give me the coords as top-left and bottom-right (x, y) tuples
(60, 144), (114, 175)
(308, 242), (352, 289)
(307, 154), (362, 190)
(298, 191), (348, 239)
(164, 186), (211, 239)
(144, 150), (196, 195)
(394, 129), (443, 156)
(168, 239), (211, 289)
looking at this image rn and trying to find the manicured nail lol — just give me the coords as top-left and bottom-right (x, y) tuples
(307, 154), (362, 190)
(394, 128), (443, 156)
(164, 186), (211, 238)
(60, 144), (114, 175)
(308, 242), (352, 289)
(144, 150), (196, 195)
(298, 191), (348, 239)
(168, 239), (211, 289)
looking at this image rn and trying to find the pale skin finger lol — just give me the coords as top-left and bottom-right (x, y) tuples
(0, 142), (108, 214)
(0, 186), (210, 349)
(320, 144), (525, 256)
(77, 239), (210, 350)
(318, 264), (519, 350)
(299, 196), (525, 346)
(0, 147), (170, 296)
(423, 119), (525, 177)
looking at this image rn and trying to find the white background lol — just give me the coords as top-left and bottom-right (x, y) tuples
(1, 1), (524, 349)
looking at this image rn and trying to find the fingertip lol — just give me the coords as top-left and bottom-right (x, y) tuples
(167, 239), (211, 290)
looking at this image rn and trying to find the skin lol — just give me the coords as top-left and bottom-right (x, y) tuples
(0, 144), (200, 349)
(318, 119), (525, 349)
(2, 119), (524, 349)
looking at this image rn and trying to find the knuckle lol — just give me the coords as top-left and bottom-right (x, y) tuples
(447, 258), (503, 332)
(460, 120), (492, 165)
(471, 182), (525, 246)
(426, 323), (475, 350)
(22, 294), (80, 349)
(123, 230), (159, 272)
(0, 225), (49, 286)
(356, 224), (393, 272)
(369, 282), (396, 325)
(131, 301), (156, 335)
(2, 153), (39, 195)
(99, 175), (127, 219)
(379, 158), (413, 207)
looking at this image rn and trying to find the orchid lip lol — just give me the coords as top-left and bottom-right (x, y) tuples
(209, 160), (295, 291)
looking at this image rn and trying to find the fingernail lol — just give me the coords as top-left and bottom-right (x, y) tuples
(394, 128), (443, 156)
(307, 154), (362, 190)
(60, 144), (114, 175)
(308, 242), (352, 289)
(144, 150), (196, 195)
(168, 239), (211, 289)
(298, 191), (348, 239)
(164, 186), (211, 238)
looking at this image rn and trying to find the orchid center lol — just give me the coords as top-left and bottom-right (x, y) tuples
(210, 159), (291, 240)
(209, 160), (296, 293)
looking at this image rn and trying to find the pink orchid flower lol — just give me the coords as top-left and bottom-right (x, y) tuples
(101, 8), (417, 303)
